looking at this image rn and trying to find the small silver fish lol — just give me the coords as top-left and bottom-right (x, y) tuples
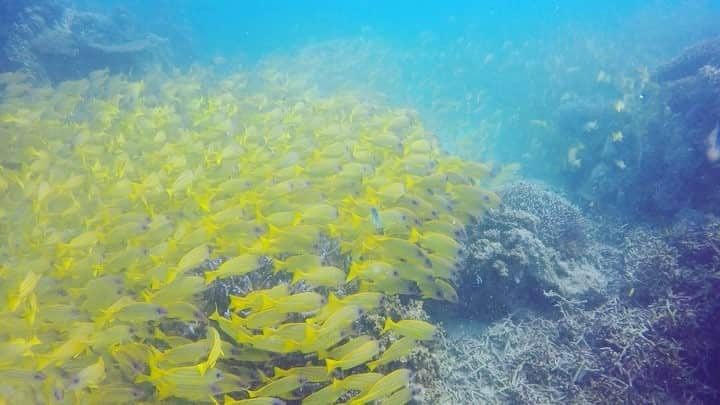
(706, 122), (719, 162)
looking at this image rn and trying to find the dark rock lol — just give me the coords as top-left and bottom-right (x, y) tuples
(0, 0), (169, 82)
(655, 36), (720, 83)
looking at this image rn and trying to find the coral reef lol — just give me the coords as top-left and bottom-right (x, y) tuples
(430, 293), (718, 404)
(429, 213), (720, 404)
(454, 181), (612, 320)
(655, 36), (720, 83)
(549, 35), (720, 218)
(1, 0), (168, 82)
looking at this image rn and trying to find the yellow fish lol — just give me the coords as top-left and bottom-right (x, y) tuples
(266, 292), (326, 314)
(300, 383), (346, 405)
(614, 99), (625, 112)
(37, 328), (92, 370)
(272, 254), (322, 274)
(272, 366), (329, 383)
(367, 337), (416, 371)
(67, 356), (106, 391)
(262, 323), (309, 343)
(144, 276), (206, 305)
(348, 368), (411, 404)
(204, 254), (264, 284)
(176, 243), (211, 273)
(239, 308), (288, 330)
(138, 357), (224, 401)
(301, 327), (349, 355)
(325, 340), (379, 372)
(58, 230), (100, 253)
(7, 271), (41, 311)
(291, 266), (346, 288)
(346, 260), (396, 282)
(198, 326), (224, 375)
(81, 384), (148, 404)
(321, 335), (374, 360)
(334, 372), (383, 391)
(246, 375), (306, 399)
(383, 318), (437, 340)
(229, 284), (289, 312)
(296, 203), (339, 225)
(115, 302), (168, 323)
(223, 396), (287, 405)
(0, 336), (42, 367)
(409, 227), (462, 258)
(152, 339), (210, 368)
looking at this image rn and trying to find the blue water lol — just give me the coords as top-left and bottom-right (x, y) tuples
(98, 1), (713, 59)
(87, 0), (720, 199)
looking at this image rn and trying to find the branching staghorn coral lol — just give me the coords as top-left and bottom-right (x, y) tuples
(430, 292), (718, 404)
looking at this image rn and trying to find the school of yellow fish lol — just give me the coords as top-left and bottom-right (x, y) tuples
(0, 66), (501, 404)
